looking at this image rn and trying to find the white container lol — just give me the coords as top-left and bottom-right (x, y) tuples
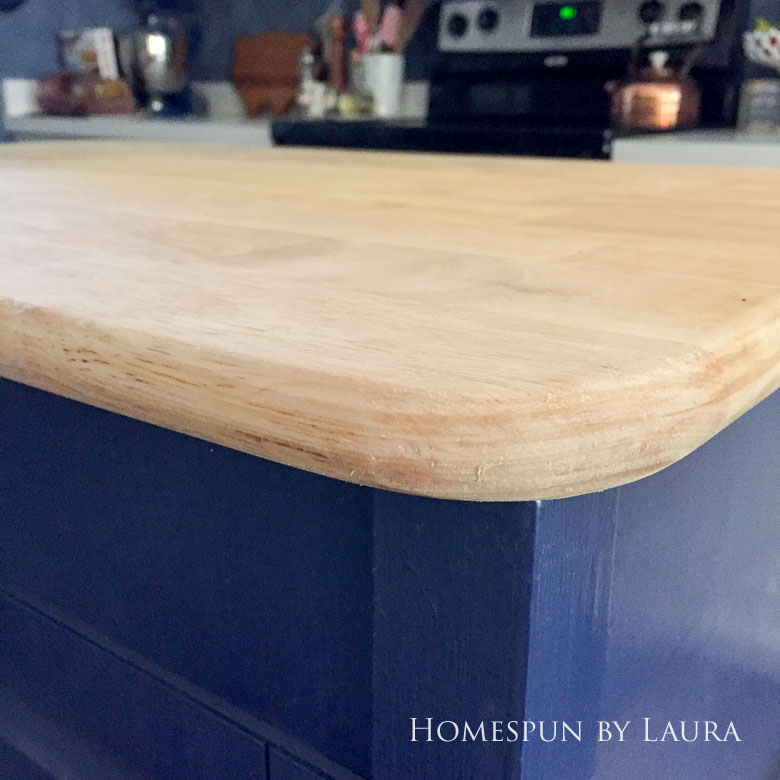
(363, 53), (405, 119)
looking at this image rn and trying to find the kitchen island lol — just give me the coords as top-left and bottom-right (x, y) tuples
(1, 142), (779, 780)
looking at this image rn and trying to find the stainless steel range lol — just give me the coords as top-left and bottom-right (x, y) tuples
(438, 0), (724, 53)
(273, 0), (749, 159)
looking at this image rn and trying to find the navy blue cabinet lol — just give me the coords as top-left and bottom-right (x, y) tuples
(0, 740), (53, 780)
(1, 378), (779, 780)
(269, 749), (329, 780)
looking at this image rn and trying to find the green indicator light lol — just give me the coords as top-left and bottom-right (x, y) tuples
(559, 5), (577, 19)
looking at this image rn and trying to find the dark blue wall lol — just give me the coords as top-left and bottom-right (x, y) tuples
(752, 0), (780, 18)
(2, 0), (780, 83)
(0, 0), (354, 82)
(0, 0), (136, 79)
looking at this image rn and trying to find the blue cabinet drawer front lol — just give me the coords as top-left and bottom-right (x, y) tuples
(0, 378), (373, 778)
(0, 593), (269, 780)
(269, 748), (332, 780)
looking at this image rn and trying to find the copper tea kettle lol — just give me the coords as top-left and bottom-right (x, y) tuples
(607, 46), (702, 131)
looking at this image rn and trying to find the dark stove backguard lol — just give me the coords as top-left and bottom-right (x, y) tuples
(426, 0), (750, 129)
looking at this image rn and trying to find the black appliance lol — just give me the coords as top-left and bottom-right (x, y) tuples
(273, 0), (750, 158)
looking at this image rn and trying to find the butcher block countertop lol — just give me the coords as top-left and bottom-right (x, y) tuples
(1, 141), (779, 501)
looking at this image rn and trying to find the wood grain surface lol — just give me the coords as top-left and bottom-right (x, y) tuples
(1, 141), (778, 500)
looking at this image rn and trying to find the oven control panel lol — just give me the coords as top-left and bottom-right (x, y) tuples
(438, 0), (722, 52)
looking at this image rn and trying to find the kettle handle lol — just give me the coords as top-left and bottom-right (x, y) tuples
(680, 43), (704, 78)
(627, 32), (651, 80)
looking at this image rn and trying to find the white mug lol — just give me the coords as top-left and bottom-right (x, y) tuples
(363, 53), (405, 119)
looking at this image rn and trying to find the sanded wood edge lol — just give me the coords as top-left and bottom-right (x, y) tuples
(2, 302), (779, 501)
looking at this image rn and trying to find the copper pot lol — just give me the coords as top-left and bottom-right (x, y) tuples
(607, 49), (701, 131)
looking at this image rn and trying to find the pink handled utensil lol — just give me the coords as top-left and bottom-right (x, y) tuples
(379, 2), (403, 50)
(353, 10), (371, 53)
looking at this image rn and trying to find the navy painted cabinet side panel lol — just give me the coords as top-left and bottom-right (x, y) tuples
(519, 390), (780, 780)
(595, 389), (780, 780)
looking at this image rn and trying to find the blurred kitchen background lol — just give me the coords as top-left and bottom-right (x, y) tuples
(2, 0), (780, 162)
(0, 0), (428, 81)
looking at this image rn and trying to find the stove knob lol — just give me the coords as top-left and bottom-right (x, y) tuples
(679, 2), (703, 20)
(638, 0), (665, 23)
(447, 13), (469, 37)
(477, 7), (500, 32)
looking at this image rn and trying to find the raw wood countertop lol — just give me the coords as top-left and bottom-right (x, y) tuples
(1, 141), (779, 501)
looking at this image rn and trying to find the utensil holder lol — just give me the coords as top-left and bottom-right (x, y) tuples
(363, 53), (404, 119)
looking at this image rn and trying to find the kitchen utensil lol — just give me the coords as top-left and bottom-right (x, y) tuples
(232, 32), (315, 117)
(607, 48), (702, 131)
(397, 0), (425, 52)
(316, 0), (345, 63)
(328, 16), (348, 91)
(117, 19), (189, 113)
(296, 46), (317, 114)
(354, 10), (372, 53)
(379, 3), (403, 50)
(361, 0), (381, 30)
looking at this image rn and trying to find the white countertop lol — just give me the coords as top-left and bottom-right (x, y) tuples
(2, 77), (428, 149)
(4, 113), (273, 147)
(612, 129), (780, 167)
(6, 76), (779, 164)
(2, 78), (272, 147)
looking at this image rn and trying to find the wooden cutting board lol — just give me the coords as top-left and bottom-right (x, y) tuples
(231, 32), (315, 117)
(1, 141), (778, 500)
